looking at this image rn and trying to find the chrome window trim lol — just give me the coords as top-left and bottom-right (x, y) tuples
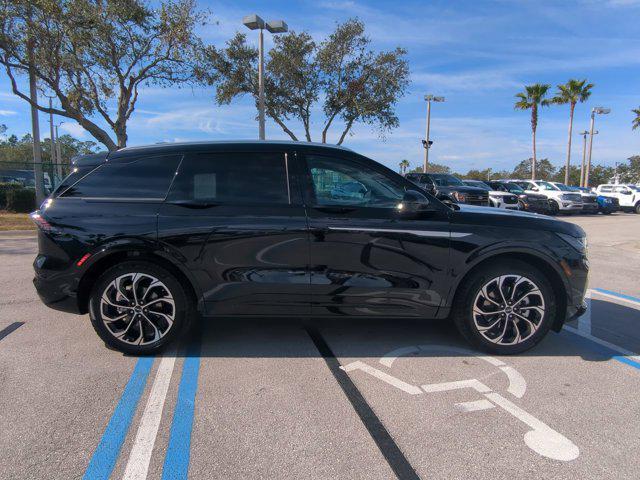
(328, 227), (470, 238)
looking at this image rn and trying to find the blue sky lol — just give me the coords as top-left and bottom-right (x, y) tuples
(1, 0), (639, 173)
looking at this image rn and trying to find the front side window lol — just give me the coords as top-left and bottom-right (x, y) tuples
(536, 181), (556, 191)
(306, 154), (404, 208)
(61, 155), (182, 199)
(167, 152), (290, 205)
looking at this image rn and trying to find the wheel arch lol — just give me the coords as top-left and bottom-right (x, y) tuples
(448, 250), (569, 332)
(76, 247), (201, 315)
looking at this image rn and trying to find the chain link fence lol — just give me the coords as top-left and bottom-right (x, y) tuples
(1, 161), (72, 212)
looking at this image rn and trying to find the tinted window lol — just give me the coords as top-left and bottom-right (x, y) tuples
(306, 154), (404, 208)
(167, 152), (290, 205)
(53, 166), (98, 197)
(61, 155), (181, 199)
(431, 174), (465, 187)
(600, 186), (612, 192)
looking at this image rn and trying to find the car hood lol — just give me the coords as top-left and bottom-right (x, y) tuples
(438, 185), (487, 194)
(450, 204), (585, 237)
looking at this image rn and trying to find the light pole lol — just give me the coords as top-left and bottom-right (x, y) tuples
(242, 14), (288, 140)
(54, 122), (64, 172)
(578, 130), (596, 187)
(423, 94), (445, 172)
(44, 94), (62, 182)
(584, 107), (610, 188)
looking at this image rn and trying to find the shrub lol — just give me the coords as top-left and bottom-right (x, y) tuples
(0, 182), (22, 209)
(6, 187), (36, 213)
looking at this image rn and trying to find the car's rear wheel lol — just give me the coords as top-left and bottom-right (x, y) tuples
(89, 261), (193, 355)
(452, 260), (556, 354)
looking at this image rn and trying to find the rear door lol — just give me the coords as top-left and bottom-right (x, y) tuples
(299, 151), (451, 318)
(157, 149), (310, 316)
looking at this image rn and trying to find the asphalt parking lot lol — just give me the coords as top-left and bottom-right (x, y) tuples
(1, 213), (639, 480)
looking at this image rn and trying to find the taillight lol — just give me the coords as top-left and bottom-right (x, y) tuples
(30, 212), (55, 232)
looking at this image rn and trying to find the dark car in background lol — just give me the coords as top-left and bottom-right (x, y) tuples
(405, 172), (489, 206)
(463, 179), (520, 210)
(486, 181), (552, 215)
(32, 141), (588, 356)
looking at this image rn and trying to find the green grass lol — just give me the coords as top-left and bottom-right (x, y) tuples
(0, 211), (36, 231)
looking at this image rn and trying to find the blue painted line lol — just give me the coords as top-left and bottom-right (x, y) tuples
(593, 288), (640, 304)
(162, 339), (201, 480)
(83, 356), (154, 480)
(561, 330), (640, 371)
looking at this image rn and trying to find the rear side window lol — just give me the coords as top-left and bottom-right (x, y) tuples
(61, 155), (181, 200)
(167, 152), (290, 205)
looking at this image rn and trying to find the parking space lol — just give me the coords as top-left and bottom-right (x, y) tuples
(1, 214), (639, 480)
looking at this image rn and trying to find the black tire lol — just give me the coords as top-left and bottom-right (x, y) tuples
(89, 260), (194, 355)
(452, 259), (556, 355)
(635, 202), (640, 214)
(548, 200), (560, 216)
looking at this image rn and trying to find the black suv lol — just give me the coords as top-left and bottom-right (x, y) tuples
(32, 141), (587, 355)
(405, 173), (489, 206)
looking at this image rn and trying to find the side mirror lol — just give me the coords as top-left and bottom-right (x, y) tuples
(397, 190), (431, 215)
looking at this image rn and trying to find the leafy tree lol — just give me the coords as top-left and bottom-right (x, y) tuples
(633, 107), (640, 131)
(512, 158), (556, 180)
(551, 79), (593, 184)
(0, 124), (6, 136)
(201, 19), (410, 144)
(407, 162), (450, 174)
(1, 129), (98, 166)
(0, 0), (208, 151)
(618, 156), (640, 183)
(553, 165), (581, 186)
(514, 84), (551, 180)
(588, 164), (615, 186)
(460, 168), (493, 181)
(398, 159), (410, 174)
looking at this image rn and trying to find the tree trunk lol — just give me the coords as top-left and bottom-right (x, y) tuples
(565, 103), (575, 185)
(532, 127), (537, 181)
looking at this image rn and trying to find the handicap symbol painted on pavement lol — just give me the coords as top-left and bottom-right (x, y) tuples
(341, 344), (579, 462)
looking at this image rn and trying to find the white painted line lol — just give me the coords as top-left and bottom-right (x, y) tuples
(564, 325), (640, 360)
(122, 353), (177, 480)
(379, 346), (420, 368)
(421, 379), (491, 394)
(341, 361), (423, 395)
(578, 290), (592, 335)
(455, 399), (494, 412)
(499, 366), (527, 399)
(485, 392), (579, 462)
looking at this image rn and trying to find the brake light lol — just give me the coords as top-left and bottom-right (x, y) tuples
(76, 253), (92, 267)
(30, 212), (54, 232)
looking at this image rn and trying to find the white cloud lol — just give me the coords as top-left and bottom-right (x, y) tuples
(0, 109), (16, 116)
(60, 122), (88, 138)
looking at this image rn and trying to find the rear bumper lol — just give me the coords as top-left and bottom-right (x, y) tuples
(33, 256), (82, 314)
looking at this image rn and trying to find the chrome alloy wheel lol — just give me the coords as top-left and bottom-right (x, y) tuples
(472, 275), (545, 345)
(99, 273), (175, 345)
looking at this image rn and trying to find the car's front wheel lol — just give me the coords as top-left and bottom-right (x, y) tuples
(453, 260), (556, 354)
(89, 261), (193, 355)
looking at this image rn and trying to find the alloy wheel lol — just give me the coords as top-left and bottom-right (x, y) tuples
(99, 272), (175, 345)
(472, 274), (545, 345)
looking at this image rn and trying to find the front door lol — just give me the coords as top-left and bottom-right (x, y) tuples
(299, 152), (451, 318)
(157, 149), (310, 316)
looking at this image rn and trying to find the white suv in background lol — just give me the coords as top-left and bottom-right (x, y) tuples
(500, 179), (583, 215)
(595, 184), (640, 214)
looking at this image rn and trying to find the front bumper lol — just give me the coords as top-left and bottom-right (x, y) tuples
(558, 202), (583, 211)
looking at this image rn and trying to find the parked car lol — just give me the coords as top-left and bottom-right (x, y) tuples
(0, 169), (53, 193)
(595, 184), (640, 214)
(32, 141), (588, 355)
(462, 179), (520, 210)
(486, 181), (552, 215)
(549, 182), (598, 214)
(405, 172), (489, 206)
(572, 187), (618, 215)
(501, 179), (582, 215)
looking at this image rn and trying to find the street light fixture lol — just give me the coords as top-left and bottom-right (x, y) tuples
(423, 94), (445, 172)
(584, 107), (610, 188)
(242, 14), (288, 140)
(578, 129), (597, 187)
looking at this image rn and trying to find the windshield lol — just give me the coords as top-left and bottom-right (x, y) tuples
(503, 183), (524, 194)
(466, 181), (491, 189)
(536, 181), (557, 191)
(431, 174), (465, 187)
(553, 183), (574, 191)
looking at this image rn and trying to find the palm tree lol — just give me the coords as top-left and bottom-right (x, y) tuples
(514, 84), (551, 180)
(551, 79), (593, 184)
(399, 159), (410, 174)
(633, 107), (640, 130)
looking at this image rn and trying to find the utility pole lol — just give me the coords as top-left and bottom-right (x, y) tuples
(578, 130), (595, 187)
(585, 107), (610, 188)
(28, 40), (45, 205)
(54, 123), (63, 172)
(423, 94), (445, 172)
(46, 96), (62, 183)
(243, 15), (288, 140)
